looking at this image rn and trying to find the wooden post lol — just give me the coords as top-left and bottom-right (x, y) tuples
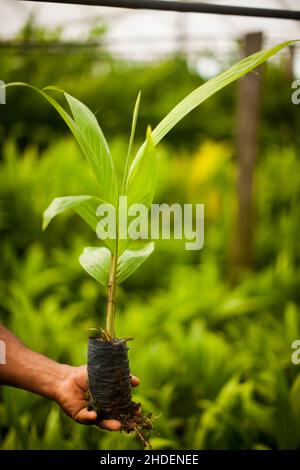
(285, 44), (295, 82)
(232, 32), (263, 272)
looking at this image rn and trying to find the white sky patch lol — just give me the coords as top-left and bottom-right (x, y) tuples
(196, 57), (222, 79)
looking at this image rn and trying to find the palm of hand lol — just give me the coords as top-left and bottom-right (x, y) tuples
(56, 365), (139, 431)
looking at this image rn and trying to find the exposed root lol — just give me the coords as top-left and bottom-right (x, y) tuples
(121, 410), (155, 449)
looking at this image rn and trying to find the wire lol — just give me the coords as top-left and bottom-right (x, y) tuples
(0, 36), (299, 50)
(1, 38), (298, 48)
(17, 0), (300, 21)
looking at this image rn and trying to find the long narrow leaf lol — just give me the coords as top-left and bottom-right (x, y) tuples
(117, 128), (157, 256)
(126, 126), (157, 208)
(5, 83), (118, 206)
(64, 93), (118, 205)
(132, 40), (296, 171)
(121, 91), (141, 194)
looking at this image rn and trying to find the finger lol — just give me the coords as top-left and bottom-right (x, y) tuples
(130, 375), (140, 387)
(74, 408), (97, 424)
(98, 419), (122, 431)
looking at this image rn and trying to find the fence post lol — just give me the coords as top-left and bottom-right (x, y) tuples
(231, 32), (263, 272)
(285, 44), (295, 81)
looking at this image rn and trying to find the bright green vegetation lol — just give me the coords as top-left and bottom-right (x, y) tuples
(1, 31), (300, 449)
(1, 137), (300, 449)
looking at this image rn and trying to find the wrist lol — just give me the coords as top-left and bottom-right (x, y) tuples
(0, 326), (77, 404)
(8, 344), (75, 402)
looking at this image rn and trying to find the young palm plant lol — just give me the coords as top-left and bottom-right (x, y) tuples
(4, 40), (295, 441)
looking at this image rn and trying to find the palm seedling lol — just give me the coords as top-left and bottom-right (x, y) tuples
(4, 40), (295, 442)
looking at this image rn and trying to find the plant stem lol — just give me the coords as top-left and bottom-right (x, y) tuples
(105, 252), (118, 339)
(105, 97), (141, 339)
(105, 94), (140, 339)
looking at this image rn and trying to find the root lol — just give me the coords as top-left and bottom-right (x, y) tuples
(89, 397), (156, 448)
(121, 410), (155, 449)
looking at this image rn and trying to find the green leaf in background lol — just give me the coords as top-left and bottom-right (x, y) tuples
(79, 246), (111, 287)
(64, 93), (118, 205)
(117, 242), (155, 284)
(290, 374), (300, 420)
(132, 40), (296, 169)
(125, 126), (157, 208)
(43, 195), (101, 231)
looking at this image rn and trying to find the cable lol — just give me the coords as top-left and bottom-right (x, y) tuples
(0, 37), (299, 49)
(18, 0), (300, 21)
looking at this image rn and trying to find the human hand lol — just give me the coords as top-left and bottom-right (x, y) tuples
(55, 364), (140, 431)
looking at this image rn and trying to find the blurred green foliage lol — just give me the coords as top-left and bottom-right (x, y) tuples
(1, 19), (300, 450)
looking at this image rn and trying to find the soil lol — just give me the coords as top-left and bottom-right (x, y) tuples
(87, 337), (153, 446)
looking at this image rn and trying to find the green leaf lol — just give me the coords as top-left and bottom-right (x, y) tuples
(121, 91), (141, 194)
(79, 246), (111, 287)
(43, 195), (116, 253)
(4, 83), (118, 206)
(117, 242), (155, 284)
(290, 374), (300, 419)
(117, 128), (157, 256)
(43, 195), (101, 231)
(64, 93), (118, 205)
(126, 126), (157, 208)
(132, 40), (296, 168)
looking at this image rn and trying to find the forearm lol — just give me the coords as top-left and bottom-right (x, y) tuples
(0, 325), (73, 400)
(0, 325), (139, 430)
